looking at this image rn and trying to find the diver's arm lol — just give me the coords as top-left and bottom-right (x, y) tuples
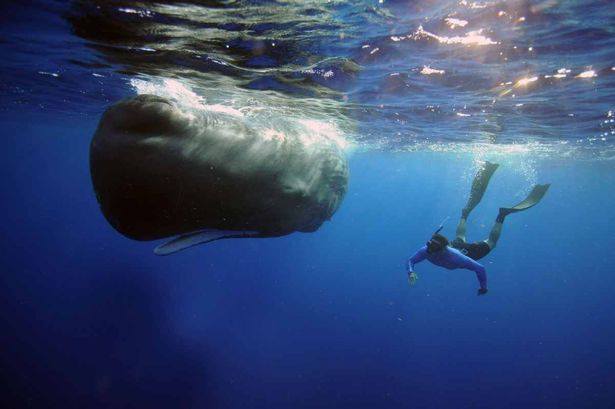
(406, 246), (427, 287)
(463, 257), (487, 292)
(407, 246), (427, 273)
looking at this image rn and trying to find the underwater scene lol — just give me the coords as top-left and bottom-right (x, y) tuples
(1, 0), (614, 408)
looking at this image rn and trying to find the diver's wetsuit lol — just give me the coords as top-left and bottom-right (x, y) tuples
(407, 245), (487, 290)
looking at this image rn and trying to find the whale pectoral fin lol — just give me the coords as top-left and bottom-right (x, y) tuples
(154, 229), (260, 256)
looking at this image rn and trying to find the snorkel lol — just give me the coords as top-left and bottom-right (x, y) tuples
(426, 217), (449, 253)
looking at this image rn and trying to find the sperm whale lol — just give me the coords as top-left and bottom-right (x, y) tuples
(90, 94), (349, 254)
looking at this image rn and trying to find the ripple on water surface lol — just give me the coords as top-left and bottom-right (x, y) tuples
(1, 0), (614, 159)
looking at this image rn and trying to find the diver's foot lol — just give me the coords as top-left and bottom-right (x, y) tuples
(496, 207), (511, 223)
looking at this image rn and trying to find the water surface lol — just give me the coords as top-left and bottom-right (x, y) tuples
(1, 1), (614, 408)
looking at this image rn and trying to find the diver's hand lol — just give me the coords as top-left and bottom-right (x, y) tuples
(407, 271), (418, 287)
(477, 288), (488, 296)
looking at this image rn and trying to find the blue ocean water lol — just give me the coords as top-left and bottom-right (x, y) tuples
(1, 0), (615, 408)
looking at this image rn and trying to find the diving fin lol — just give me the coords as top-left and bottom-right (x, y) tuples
(154, 229), (259, 256)
(497, 183), (550, 221)
(463, 161), (500, 218)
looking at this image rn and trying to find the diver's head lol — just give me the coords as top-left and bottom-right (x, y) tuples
(426, 233), (449, 254)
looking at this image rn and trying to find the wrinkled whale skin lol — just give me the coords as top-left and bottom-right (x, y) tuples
(90, 94), (348, 241)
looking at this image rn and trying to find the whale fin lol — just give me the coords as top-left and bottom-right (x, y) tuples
(154, 229), (259, 256)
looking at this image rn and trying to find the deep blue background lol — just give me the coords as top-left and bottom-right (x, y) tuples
(1, 0), (615, 406)
(1, 113), (614, 408)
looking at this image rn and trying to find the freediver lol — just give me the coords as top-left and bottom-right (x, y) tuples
(406, 162), (550, 295)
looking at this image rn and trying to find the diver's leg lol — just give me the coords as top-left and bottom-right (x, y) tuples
(485, 220), (503, 249)
(455, 215), (467, 243)
(461, 161), (499, 218)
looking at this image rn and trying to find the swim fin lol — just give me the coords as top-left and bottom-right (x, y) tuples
(463, 161), (500, 218)
(154, 229), (259, 256)
(497, 183), (551, 222)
